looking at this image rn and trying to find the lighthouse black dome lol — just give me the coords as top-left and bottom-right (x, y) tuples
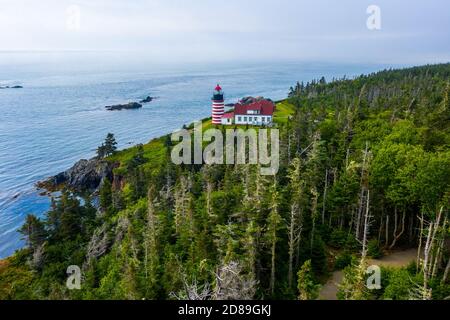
(212, 84), (224, 101)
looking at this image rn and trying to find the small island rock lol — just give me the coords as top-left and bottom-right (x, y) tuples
(140, 96), (154, 103)
(105, 102), (142, 111)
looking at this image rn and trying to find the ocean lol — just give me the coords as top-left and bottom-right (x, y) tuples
(0, 52), (390, 258)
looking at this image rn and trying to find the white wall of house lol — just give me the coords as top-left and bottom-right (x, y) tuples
(235, 115), (272, 125)
(221, 117), (233, 125)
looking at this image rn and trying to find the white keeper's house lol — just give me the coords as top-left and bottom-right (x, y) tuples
(210, 84), (275, 126)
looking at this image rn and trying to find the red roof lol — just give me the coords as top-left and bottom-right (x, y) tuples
(215, 84), (222, 91)
(234, 100), (275, 116)
(222, 112), (234, 119)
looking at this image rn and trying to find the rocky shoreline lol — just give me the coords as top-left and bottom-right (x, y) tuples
(36, 157), (117, 193)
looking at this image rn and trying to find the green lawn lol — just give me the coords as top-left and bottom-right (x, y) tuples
(273, 100), (296, 124)
(108, 136), (168, 175)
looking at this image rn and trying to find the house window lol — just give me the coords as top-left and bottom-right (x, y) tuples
(254, 117), (257, 121)
(244, 117), (247, 121)
(238, 116), (241, 122)
(262, 117), (265, 122)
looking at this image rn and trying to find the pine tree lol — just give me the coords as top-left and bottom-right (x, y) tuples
(96, 133), (117, 158)
(104, 133), (118, 156)
(99, 178), (113, 212)
(19, 214), (46, 250)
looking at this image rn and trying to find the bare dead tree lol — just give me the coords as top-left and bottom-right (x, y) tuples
(377, 209), (384, 245)
(339, 190), (372, 300)
(361, 190), (372, 259)
(432, 216), (448, 278)
(409, 281), (432, 301)
(287, 158), (304, 271)
(243, 220), (258, 280)
(174, 176), (193, 235)
(206, 181), (213, 217)
(355, 142), (370, 241)
(30, 243), (45, 269)
(385, 215), (390, 248)
(213, 261), (257, 300)
(171, 268), (212, 300)
(345, 148), (350, 169)
(391, 208), (398, 245)
(442, 257), (450, 284)
(389, 210), (406, 249)
(408, 214), (415, 243)
(267, 180), (281, 296)
(322, 169), (328, 225)
(417, 212), (425, 272)
(432, 237), (444, 278)
(421, 207), (444, 299)
(143, 187), (159, 282)
(310, 187), (319, 253)
(295, 207), (304, 269)
(423, 221), (434, 296)
(114, 216), (130, 244)
(85, 224), (109, 269)
(328, 168), (338, 227)
(178, 279), (212, 300)
(288, 203), (301, 289)
(287, 132), (292, 165)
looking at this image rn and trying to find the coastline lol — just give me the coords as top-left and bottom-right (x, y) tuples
(0, 62), (389, 259)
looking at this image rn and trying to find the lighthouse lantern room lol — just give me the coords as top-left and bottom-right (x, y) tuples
(211, 84), (225, 125)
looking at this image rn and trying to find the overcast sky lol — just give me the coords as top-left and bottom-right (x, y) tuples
(1, 0), (449, 64)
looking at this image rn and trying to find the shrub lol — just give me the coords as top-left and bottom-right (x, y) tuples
(297, 260), (321, 300)
(334, 252), (353, 270)
(382, 269), (414, 300)
(367, 239), (383, 259)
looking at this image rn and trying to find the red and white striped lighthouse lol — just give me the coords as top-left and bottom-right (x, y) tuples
(211, 84), (225, 125)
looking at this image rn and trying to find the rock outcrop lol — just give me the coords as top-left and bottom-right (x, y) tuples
(37, 158), (116, 192)
(239, 96), (272, 105)
(139, 96), (154, 103)
(0, 85), (23, 89)
(105, 102), (142, 111)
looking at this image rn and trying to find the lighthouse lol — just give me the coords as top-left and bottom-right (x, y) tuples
(211, 84), (225, 125)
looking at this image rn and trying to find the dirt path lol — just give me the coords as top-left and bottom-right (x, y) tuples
(318, 248), (417, 300)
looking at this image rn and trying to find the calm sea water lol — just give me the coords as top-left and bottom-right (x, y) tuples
(0, 53), (389, 258)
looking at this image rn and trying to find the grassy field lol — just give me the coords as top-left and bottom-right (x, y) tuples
(273, 100), (296, 124)
(108, 136), (168, 175)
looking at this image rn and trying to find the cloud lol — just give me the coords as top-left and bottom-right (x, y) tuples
(0, 0), (449, 64)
